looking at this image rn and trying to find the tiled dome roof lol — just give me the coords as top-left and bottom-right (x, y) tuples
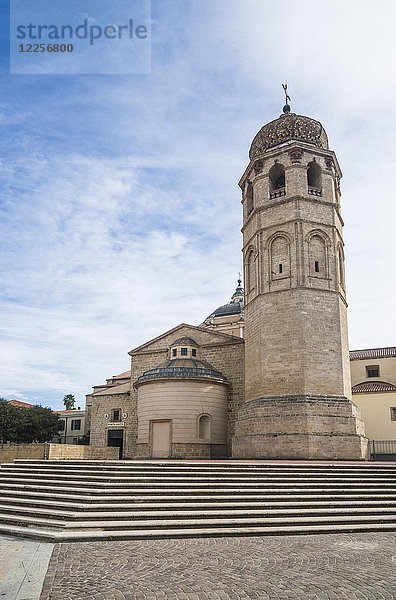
(137, 358), (227, 384)
(249, 113), (328, 160)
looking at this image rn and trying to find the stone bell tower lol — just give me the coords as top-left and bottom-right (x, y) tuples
(232, 95), (367, 460)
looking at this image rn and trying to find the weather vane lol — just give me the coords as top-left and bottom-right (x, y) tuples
(282, 83), (291, 114)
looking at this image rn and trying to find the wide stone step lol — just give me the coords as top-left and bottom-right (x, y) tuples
(3, 474), (396, 489)
(1, 512), (396, 531)
(1, 503), (396, 522)
(2, 475), (396, 489)
(3, 464), (396, 477)
(2, 482), (396, 499)
(12, 459), (396, 469)
(1, 460), (395, 541)
(1, 495), (396, 512)
(1, 488), (395, 506)
(1, 521), (396, 542)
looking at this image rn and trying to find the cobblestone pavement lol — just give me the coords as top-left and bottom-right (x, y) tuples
(40, 533), (396, 600)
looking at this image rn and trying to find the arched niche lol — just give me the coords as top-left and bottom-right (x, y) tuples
(337, 244), (346, 289)
(197, 414), (212, 440)
(269, 233), (291, 280)
(307, 231), (329, 277)
(245, 247), (256, 293)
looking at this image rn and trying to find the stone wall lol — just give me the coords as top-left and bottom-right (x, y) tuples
(47, 444), (119, 460)
(89, 391), (131, 456)
(232, 395), (368, 460)
(0, 443), (47, 463)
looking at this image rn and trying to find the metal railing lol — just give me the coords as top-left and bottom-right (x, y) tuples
(369, 440), (396, 461)
(308, 186), (322, 196)
(269, 187), (286, 199)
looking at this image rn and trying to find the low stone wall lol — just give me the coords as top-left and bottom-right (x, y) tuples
(47, 444), (119, 460)
(0, 443), (47, 463)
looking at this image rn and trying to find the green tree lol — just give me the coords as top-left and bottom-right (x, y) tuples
(63, 394), (76, 410)
(0, 399), (61, 443)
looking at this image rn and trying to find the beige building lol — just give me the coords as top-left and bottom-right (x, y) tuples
(87, 102), (390, 460)
(53, 409), (87, 445)
(351, 348), (396, 444)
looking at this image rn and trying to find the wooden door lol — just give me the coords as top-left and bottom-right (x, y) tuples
(151, 420), (171, 458)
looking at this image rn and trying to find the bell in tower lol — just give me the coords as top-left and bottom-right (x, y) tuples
(232, 87), (367, 460)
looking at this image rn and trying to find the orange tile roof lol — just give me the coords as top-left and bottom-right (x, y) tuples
(113, 370), (131, 379)
(350, 347), (396, 360)
(8, 400), (34, 408)
(352, 381), (396, 394)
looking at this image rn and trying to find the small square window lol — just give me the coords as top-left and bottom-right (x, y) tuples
(192, 349), (197, 357)
(172, 348), (177, 357)
(366, 365), (380, 378)
(390, 408), (396, 421)
(181, 348), (188, 356)
(111, 409), (121, 422)
(71, 419), (81, 431)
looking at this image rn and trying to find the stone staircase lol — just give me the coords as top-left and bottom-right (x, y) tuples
(0, 460), (396, 541)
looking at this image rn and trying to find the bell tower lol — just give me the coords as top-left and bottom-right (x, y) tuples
(232, 92), (367, 460)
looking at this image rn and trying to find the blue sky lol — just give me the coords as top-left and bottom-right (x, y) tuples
(0, 0), (395, 409)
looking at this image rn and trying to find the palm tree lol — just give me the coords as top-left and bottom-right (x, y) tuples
(63, 394), (76, 410)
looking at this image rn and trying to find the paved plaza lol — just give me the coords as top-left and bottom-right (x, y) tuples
(36, 533), (396, 599)
(2, 532), (396, 599)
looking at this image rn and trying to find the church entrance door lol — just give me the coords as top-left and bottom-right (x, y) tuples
(107, 429), (124, 459)
(151, 420), (172, 458)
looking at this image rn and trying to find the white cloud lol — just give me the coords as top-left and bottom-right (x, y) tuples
(1, 0), (395, 407)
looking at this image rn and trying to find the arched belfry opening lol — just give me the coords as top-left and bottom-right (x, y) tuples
(307, 161), (322, 195)
(269, 163), (286, 198)
(246, 181), (254, 216)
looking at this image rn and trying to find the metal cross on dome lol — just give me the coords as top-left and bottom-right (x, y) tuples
(282, 83), (291, 113)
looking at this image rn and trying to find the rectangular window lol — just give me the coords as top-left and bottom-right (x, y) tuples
(71, 419), (81, 431)
(181, 348), (188, 356)
(192, 349), (197, 357)
(366, 365), (380, 378)
(172, 348), (177, 357)
(390, 408), (396, 421)
(59, 420), (65, 431)
(314, 260), (320, 273)
(279, 263), (283, 274)
(111, 409), (121, 422)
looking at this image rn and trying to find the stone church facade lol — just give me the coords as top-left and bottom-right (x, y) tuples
(87, 105), (368, 460)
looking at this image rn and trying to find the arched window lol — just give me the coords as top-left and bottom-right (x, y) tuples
(270, 235), (290, 279)
(307, 161), (322, 195)
(246, 181), (254, 216)
(269, 163), (286, 198)
(309, 234), (327, 277)
(198, 414), (212, 439)
(246, 249), (256, 292)
(338, 246), (345, 289)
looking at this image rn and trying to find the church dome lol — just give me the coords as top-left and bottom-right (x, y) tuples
(249, 112), (328, 160)
(137, 357), (227, 384)
(205, 278), (244, 320)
